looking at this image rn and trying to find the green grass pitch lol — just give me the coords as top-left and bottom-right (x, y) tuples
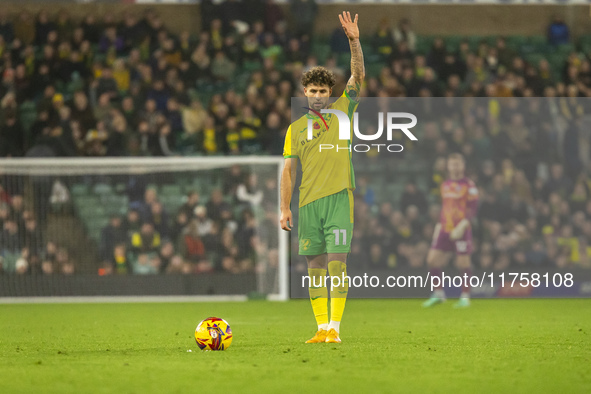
(1, 299), (589, 393)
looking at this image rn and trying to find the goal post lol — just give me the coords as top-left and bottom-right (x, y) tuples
(0, 157), (288, 301)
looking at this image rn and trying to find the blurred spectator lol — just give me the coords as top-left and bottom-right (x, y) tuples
(158, 240), (175, 272)
(56, 247), (75, 275)
(148, 202), (170, 238)
(110, 243), (131, 275)
(393, 18), (416, 52)
(100, 215), (126, 263)
(194, 206), (214, 237)
(35, 10), (55, 46)
(130, 188), (158, 220)
(14, 12), (35, 45)
(543, 163), (572, 200)
(290, 0), (317, 39)
(235, 209), (257, 266)
(547, 16), (569, 46)
(93, 67), (119, 101)
(372, 19), (396, 62)
(133, 252), (160, 275)
(264, 0), (285, 33)
(178, 191), (200, 219)
(182, 100), (207, 136)
(399, 182), (428, 213)
(330, 26), (350, 54)
(207, 189), (233, 225)
(130, 222), (161, 254)
(178, 220), (206, 263)
(0, 11), (14, 42)
(224, 165), (245, 195)
(1, 110), (25, 157)
(236, 173), (263, 209)
(70, 91), (96, 134)
(123, 209), (142, 238)
(24, 217), (43, 266)
(211, 51), (236, 82)
(99, 26), (124, 54)
(1, 218), (20, 252)
(165, 254), (190, 274)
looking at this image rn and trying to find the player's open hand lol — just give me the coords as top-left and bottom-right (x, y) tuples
(339, 11), (359, 41)
(280, 209), (293, 231)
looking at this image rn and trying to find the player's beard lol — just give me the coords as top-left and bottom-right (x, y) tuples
(309, 98), (328, 111)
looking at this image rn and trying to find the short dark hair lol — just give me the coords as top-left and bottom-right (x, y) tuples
(448, 153), (465, 162)
(301, 66), (335, 88)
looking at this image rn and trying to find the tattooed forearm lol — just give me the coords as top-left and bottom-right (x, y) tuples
(349, 38), (365, 83)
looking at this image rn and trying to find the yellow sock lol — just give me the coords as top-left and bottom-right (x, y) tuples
(328, 260), (348, 323)
(308, 268), (328, 328)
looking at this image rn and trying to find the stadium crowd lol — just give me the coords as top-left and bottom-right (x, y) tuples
(350, 104), (591, 273)
(0, 176), (76, 275)
(1, 2), (591, 275)
(96, 167), (280, 276)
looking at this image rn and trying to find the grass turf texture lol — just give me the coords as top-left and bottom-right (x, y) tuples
(0, 299), (589, 393)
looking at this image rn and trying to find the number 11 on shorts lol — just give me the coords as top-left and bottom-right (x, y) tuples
(333, 229), (347, 245)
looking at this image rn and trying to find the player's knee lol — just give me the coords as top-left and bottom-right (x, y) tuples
(327, 252), (347, 264)
(328, 260), (346, 275)
(309, 261), (327, 269)
(306, 255), (327, 269)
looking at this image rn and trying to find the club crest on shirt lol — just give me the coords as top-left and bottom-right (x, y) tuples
(300, 239), (311, 251)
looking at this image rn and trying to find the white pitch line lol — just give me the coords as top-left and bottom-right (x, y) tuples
(0, 295), (249, 304)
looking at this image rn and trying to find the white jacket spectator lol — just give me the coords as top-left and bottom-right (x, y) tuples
(236, 174), (263, 207)
(392, 18), (416, 52)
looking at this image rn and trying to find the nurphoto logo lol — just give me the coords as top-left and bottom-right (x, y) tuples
(305, 108), (418, 153)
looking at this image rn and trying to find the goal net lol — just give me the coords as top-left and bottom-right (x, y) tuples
(0, 157), (288, 300)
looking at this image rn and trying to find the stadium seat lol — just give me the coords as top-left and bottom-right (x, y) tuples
(100, 195), (129, 215)
(93, 184), (113, 195)
(525, 35), (549, 54)
(159, 195), (186, 213)
(445, 35), (464, 53)
(467, 36), (488, 51)
(243, 60), (262, 72)
(555, 43), (576, 55)
(546, 53), (566, 73)
(78, 204), (106, 219)
(505, 36), (526, 51)
(578, 34), (591, 52)
(311, 42), (331, 63)
(74, 195), (101, 209)
(525, 53), (546, 67)
(70, 184), (90, 197)
(415, 36), (434, 55)
(161, 185), (183, 196)
(87, 219), (109, 242)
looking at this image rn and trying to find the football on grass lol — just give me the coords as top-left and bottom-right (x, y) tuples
(195, 317), (233, 351)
